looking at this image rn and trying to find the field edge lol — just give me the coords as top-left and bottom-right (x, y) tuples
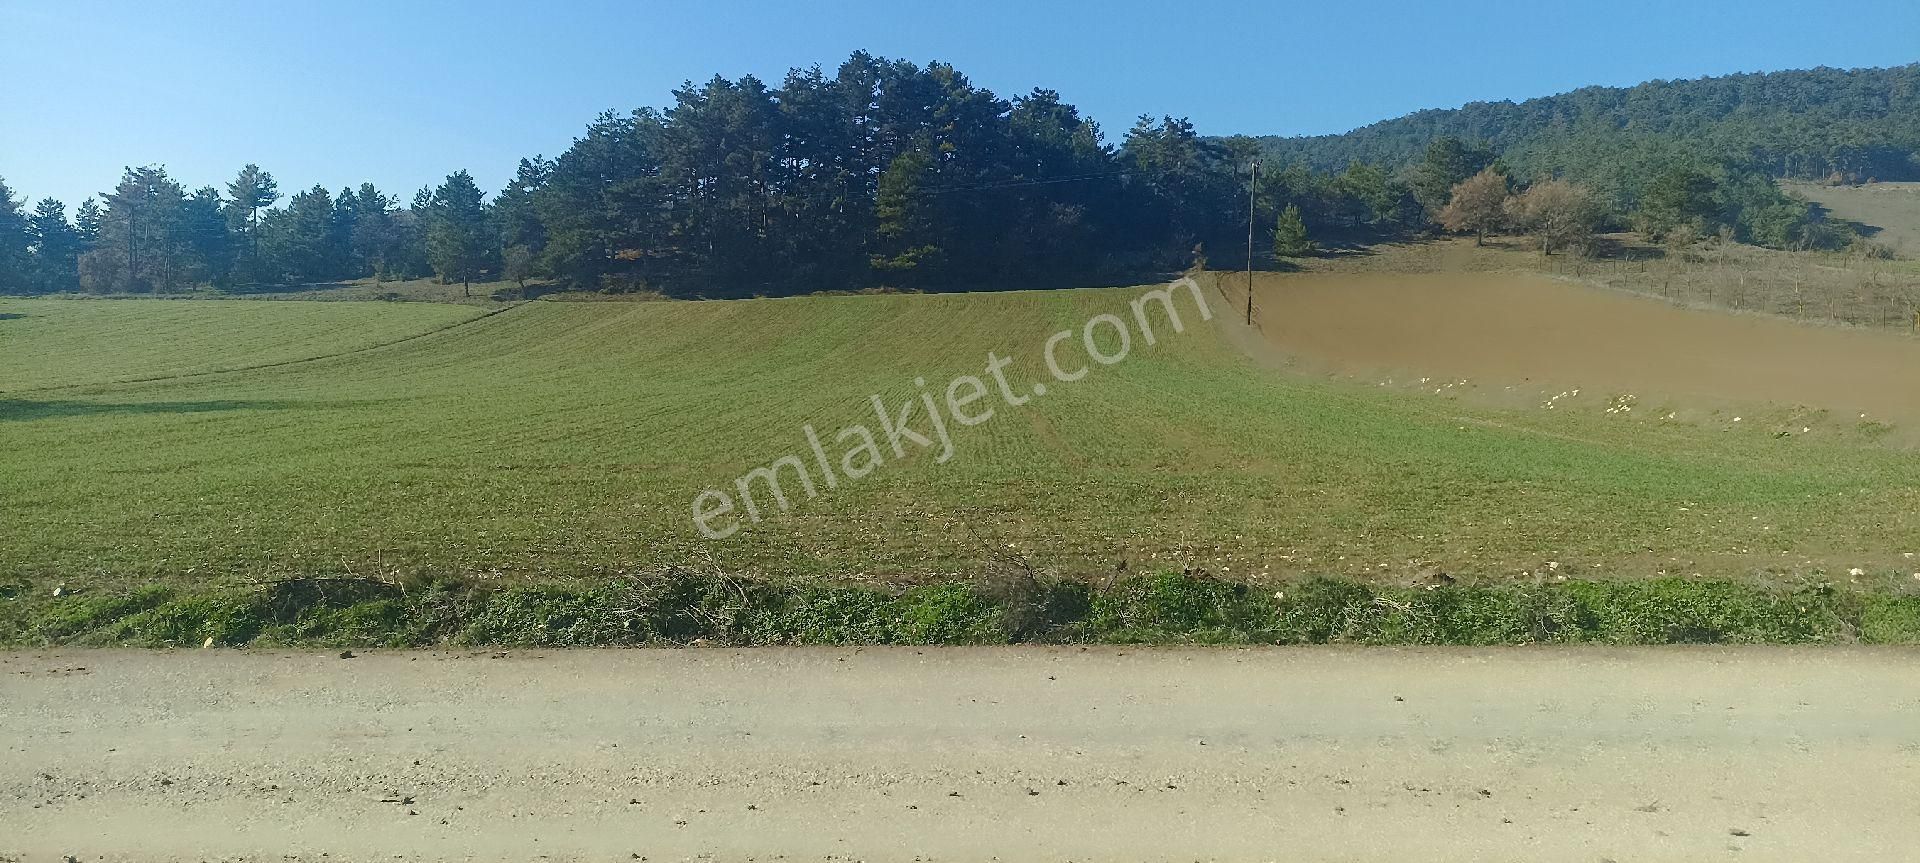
(5, 570), (1919, 648)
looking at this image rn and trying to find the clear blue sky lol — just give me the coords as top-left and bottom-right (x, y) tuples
(4, 0), (1917, 211)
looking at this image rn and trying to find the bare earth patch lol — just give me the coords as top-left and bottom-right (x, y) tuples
(1231, 270), (1920, 429)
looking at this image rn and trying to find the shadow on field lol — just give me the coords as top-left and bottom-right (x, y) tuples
(491, 284), (562, 301)
(0, 398), (310, 421)
(1585, 237), (1667, 261)
(1803, 201), (1880, 239)
(217, 281), (357, 296)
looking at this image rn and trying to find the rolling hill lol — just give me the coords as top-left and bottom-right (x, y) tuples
(1253, 64), (1920, 182)
(4, 281), (1919, 600)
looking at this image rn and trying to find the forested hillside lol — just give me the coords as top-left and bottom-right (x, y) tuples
(1253, 65), (1920, 222)
(2, 58), (1913, 300)
(1259, 65), (1920, 180)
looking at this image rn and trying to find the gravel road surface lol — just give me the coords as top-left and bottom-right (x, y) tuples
(4, 647), (1918, 861)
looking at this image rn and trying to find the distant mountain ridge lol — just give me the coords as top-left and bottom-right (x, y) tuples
(1249, 64), (1920, 183)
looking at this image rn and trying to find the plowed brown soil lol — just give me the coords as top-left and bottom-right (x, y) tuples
(1235, 271), (1920, 424)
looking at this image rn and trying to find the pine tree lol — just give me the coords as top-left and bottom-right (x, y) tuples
(1637, 166), (1720, 239)
(425, 171), (494, 296)
(261, 185), (337, 282)
(224, 164), (280, 284)
(1272, 204), (1312, 258)
(493, 157), (551, 262)
(73, 199), (102, 246)
(181, 187), (231, 286)
(331, 187), (360, 275)
(349, 184), (398, 281)
(493, 158), (552, 290)
(1409, 137), (1494, 216)
(870, 147), (943, 282)
(26, 199), (82, 293)
(0, 178), (29, 294)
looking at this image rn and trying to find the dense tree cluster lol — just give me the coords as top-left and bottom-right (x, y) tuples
(0, 57), (1906, 297)
(521, 56), (1279, 296)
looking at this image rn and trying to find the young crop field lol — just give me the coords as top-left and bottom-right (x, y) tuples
(0, 297), (490, 391)
(5, 279), (1920, 645)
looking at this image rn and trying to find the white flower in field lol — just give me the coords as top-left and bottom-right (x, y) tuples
(1849, 567), (1866, 577)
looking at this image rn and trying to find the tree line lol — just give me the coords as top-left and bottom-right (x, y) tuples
(0, 164), (501, 296)
(0, 54), (1892, 298)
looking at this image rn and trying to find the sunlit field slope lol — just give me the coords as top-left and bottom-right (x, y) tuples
(4, 284), (1919, 597)
(0, 298), (490, 391)
(1784, 180), (1920, 258)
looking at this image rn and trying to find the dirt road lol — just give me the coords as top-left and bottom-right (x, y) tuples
(4, 647), (1918, 861)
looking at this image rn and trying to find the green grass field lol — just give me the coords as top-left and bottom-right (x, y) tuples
(6, 281), (1920, 644)
(0, 297), (489, 391)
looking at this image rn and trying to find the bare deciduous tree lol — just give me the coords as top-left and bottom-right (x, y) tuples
(1436, 167), (1509, 245)
(1504, 179), (1601, 255)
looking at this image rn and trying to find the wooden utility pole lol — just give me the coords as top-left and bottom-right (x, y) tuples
(1246, 159), (1259, 326)
(127, 202), (136, 292)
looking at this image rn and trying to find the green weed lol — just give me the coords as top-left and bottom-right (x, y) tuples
(17, 571), (1891, 649)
